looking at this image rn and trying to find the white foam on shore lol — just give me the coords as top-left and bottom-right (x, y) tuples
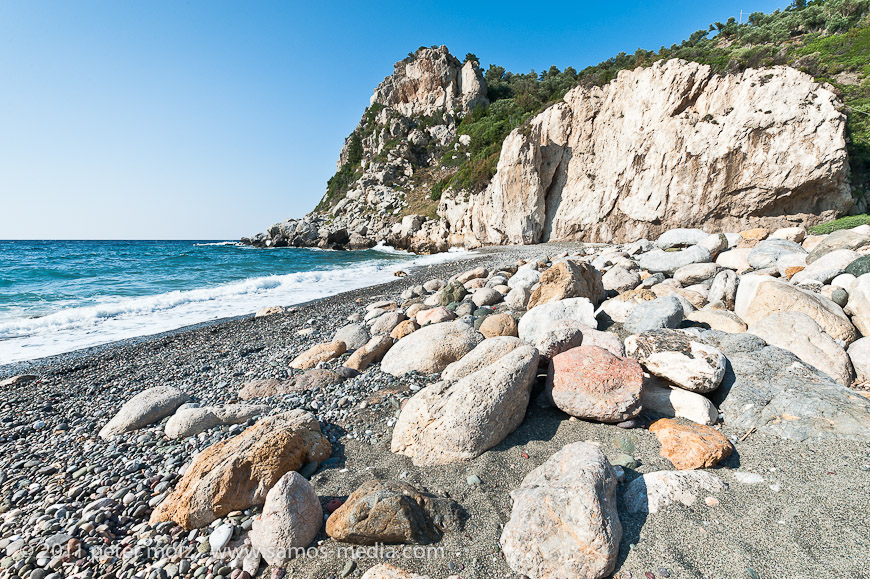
(0, 248), (476, 365)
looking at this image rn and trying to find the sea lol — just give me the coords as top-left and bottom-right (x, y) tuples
(0, 240), (471, 365)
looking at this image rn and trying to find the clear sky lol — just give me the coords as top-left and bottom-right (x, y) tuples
(0, 0), (789, 240)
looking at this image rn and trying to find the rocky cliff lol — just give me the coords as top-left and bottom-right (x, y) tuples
(442, 59), (853, 246)
(244, 46), (487, 252)
(245, 53), (854, 252)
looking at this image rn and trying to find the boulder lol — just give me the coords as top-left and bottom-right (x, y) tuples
(390, 345), (538, 465)
(703, 331), (870, 442)
(380, 321), (481, 376)
(333, 324), (370, 351)
(637, 245), (711, 276)
(687, 309), (747, 333)
(150, 410), (331, 529)
(579, 327), (626, 357)
(289, 341), (347, 370)
(505, 286), (531, 309)
(325, 480), (465, 545)
(478, 313), (518, 338)
(471, 288), (502, 307)
(623, 470), (724, 514)
(441, 337), (524, 381)
(656, 228), (708, 249)
(848, 337), (870, 383)
(390, 320), (419, 339)
(715, 248), (751, 272)
(518, 297), (597, 348)
(748, 311), (854, 386)
(845, 273), (870, 336)
(597, 288), (657, 323)
(747, 239), (806, 269)
(806, 229), (870, 264)
(602, 266), (641, 293)
(507, 268), (541, 291)
(673, 263), (719, 286)
(640, 378), (718, 425)
(546, 346), (643, 422)
(771, 226), (806, 243)
(500, 442), (621, 579)
(528, 260), (604, 309)
(249, 472), (322, 565)
(438, 281), (467, 306)
(99, 386), (190, 439)
(739, 279), (858, 343)
(416, 307), (455, 326)
(649, 418), (733, 470)
(623, 296), (684, 334)
(371, 311), (407, 335)
(845, 255), (870, 278)
(625, 329), (726, 393)
(165, 404), (269, 439)
(344, 335), (394, 371)
(791, 249), (859, 284)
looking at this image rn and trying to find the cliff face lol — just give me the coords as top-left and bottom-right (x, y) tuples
(442, 59), (852, 246)
(245, 53), (854, 252)
(246, 46), (487, 251)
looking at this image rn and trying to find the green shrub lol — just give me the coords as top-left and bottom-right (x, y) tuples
(808, 214), (870, 233)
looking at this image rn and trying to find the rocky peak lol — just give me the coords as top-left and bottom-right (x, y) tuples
(370, 45), (488, 117)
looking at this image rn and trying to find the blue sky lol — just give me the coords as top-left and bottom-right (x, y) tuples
(0, 0), (789, 240)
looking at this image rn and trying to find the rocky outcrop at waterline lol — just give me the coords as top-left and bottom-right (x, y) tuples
(243, 51), (853, 252)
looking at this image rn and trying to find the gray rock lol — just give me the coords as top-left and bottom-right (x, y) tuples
(165, 404), (270, 439)
(806, 229), (870, 264)
(505, 286), (531, 310)
(747, 239), (806, 269)
(333, 323), (370, 351)
(250, 472), (322, 564)
(442, 337), (524, 381)
(848, 337), (870, 383)
(624, 296), (684, 334)
(602, 266), (641, 293)
(99, 386), (190, 439)
(518, 297), (597, 349)
(391, 345), (538, 465)
(370, 311), (407, 335)
(380, 321), (482, 376)
(707, 269), (738, 309)
(791, 249), (859, 285)
(471, 288), (502, 307)
(656, 228), (709, 249)
(637, 245), (711, 275)
(507, 268), (541, 291)
(673, 262), (719, 286)
(702, 330), (870, 442)
(500, 442), (621, 579)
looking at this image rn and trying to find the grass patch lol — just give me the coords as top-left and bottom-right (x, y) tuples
(808, 214), (870, 233)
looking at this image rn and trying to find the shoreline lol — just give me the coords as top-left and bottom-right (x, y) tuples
(2, 239), (867, 579)
(0, 244), (505, 375)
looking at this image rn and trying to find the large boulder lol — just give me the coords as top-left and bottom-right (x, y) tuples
(99, 386), (190, 439)
(528, 260), (604, 309)
(249, 472), (322, 565)
(624, 296), (684, 334)
(845, 273), (870, 336)
(656, 228), (708, 249)
(164, 404), (269, 439)
(637, 246), (712, 276)
(344, 335), (394, 371)
(325, 480), (465, 545)
(737, 279), (858, 344)
(545, 346), (643, 422)
(518, 297), (597, 350)
(380, 321), (481, 376)
(748, 311), (854, 386)
(441, 337), (524, 381)
(333, 323), (370, 351)
(703, 330), (870, 442)
(500, 442), (621, 579)
(150, 410), (331, 529)
(806, 229), (870, 264)
(390, 345), (538, 465)
(790, 248), (858, 284)
(747, 239), (806, 269)
(626, 329), (726, 393)
(444, 60), (850, 246)
(289, 341), (347, 370)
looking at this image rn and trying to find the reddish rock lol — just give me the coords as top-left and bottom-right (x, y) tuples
(546, 346), (643, 423)
(649, 418), (733, 470)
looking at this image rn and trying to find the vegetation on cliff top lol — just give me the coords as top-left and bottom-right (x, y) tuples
(323, 0), (870, 213)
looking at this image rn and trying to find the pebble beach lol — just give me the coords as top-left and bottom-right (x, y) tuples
(2, 237), (870, 579)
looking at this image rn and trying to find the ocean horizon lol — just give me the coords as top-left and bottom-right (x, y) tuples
(0, 239), (472, 365)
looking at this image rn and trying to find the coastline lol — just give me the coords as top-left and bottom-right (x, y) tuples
(1, 241), (868, 578)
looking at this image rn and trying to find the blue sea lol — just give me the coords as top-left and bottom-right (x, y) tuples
(0, 240), (470, 365)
